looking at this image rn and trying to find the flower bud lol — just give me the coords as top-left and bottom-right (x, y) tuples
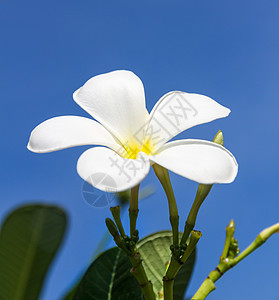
(228, 238), (240, 259)
(213, 129), (224, 146)
(105, 218), (120, 239)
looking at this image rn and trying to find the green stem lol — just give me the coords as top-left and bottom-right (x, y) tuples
(232, 223), (279, 266)
(163, 231), (202, 300)
(181, 130), (223, 246)
(191, 259), (231, 300)
(105, 218), (127, 252)
(192, 222), (279, 300)
(163, 277), (174, 300)
(180, 184), (212, 246)
(106, 218), (156, 300)
(129, 184), (139, 236)
(153, 164), (179, 248)
(110, 206), (126, 238)
(129, 249), (156, 300)
(221, 220), (235, 260)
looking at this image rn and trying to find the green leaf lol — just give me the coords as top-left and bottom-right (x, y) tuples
(63, 285), (78, 300)
(0, 204), (67, 300)
(73, 247), (143, 300)
(62, 232), (112, 300)
(137, 231), (196, 300)
(72, 231), (195, 300)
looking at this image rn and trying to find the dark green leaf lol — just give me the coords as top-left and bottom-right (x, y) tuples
(0, 204), (67, 300)
(63, 285), (78, 300)
(137, 231), (196, 300)
(62, 231), (111, 300)
(73, 247), (142, 300)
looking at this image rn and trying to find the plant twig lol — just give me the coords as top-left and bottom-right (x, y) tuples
(153, 164), (179, 252)
(192, 222), (279, 300)
(163, 231), (202, 300)
(110, 206), (126, 238)
(129, 184), (140, 236)
(129, 249), (156, 300)
(180, 184), (212, 246)
(180, 130), (223, 246)
(105, 217), (156, 300)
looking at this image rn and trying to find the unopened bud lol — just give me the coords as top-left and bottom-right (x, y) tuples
(110, 206), (121, 221)
(228, 238), (240, 259)
(110, 206), (126, 238)
(213, 130), (224, 146)
(105, 218), (119, 239)
(226, 219), (235, 233)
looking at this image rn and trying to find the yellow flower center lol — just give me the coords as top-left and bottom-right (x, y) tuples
(122, 139), (154, 159)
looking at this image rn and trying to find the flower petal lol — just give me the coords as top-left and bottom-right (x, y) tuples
(77, 147), (150, 192)
(150, 139), (238, 184)
(145, 91), (231, 151)
(73, 70), (148, 147)
(27, 116), (121, 153)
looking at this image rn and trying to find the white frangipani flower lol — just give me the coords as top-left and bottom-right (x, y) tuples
(28, 70), (238, 192)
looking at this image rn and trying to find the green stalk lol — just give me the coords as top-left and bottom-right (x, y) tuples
(232, 223), (279, 266)
(220, 220), (235, 260)
(163, 231), (202, 300)
(110, 206), (126, 238)
(105, 217), (156, 300)
(129, 250), (156, 300)
(153, 164), (181, 299)
(180, 184), (212, 246)
(129, 184), (140, 236)
(153, 164), (179, 249)
(192, 222), (279, 300)
(181, 130), (223, 246)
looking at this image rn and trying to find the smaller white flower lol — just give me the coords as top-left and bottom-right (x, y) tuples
(28, 70), (238, 192)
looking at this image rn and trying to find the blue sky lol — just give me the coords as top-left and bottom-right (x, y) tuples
(1, 1), (279, 299)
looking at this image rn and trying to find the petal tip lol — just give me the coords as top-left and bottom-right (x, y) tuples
(27, 134), (36, 153)
(27, 141), (32, 151)
(26, 131), (46, 153)
(225, 107), (231, 116)
(73, 87), (81, 102)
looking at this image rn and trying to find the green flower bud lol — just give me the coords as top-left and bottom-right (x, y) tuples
(213, 129), (224, 146)
(105, 218), (119, 239)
